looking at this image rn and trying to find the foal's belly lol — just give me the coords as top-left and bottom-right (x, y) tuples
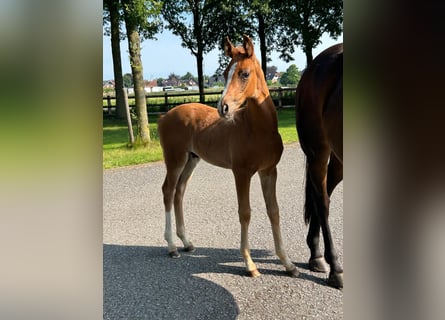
(192, 133), (283, 172)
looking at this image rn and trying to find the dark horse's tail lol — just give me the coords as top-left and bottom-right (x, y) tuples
(295, 73), (315, 226)
(303, 161), (315, 225)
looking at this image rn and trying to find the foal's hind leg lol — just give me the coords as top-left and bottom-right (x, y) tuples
(162, 152), (188, 257)
(173, 153), (200, 253)
(259, 167), (298, 277)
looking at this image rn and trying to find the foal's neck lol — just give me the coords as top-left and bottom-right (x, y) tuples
(252, 64), (278, 127)
(246, 94), (279, 134)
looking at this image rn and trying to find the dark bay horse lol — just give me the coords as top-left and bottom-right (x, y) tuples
(295, 43), (343, 288)
(158, 35), (297, 277)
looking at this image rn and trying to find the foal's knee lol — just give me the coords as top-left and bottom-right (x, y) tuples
(238, 209), (251, 224)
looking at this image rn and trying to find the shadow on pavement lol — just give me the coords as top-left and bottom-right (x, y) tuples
(104, 244), (331, 319)
(104, 245), (251, 319)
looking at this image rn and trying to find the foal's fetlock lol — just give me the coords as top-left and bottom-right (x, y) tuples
(182, 243), (195, 252)
(286, 264), (299, 278)
(168, 249), (180, 258)
(248, 268), (261, 278)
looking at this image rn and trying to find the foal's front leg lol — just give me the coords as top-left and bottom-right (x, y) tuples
(259, 167), (298, 277)
(233, 170), (259, 277)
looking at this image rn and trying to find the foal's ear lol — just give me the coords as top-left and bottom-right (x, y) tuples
(242, 34), (254, 57)
(224, 36), (234, 57)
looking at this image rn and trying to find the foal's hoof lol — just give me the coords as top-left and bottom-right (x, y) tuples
(309, 257), (329, 273)
(286, 266), (300, 278)
(169, 250), (180, 258)
(183, 244), (195, 252)
(327, 271), (343, 289)
(248, 269), (261, 278)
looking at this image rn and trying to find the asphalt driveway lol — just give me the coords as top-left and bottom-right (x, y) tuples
(103, 143), (343, 319)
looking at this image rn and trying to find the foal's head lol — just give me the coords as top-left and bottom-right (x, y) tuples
(218, 35), (268, 119)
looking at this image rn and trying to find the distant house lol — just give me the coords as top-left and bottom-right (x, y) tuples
(144, 79), (158, 93)
(162, 77), (181, 87)
(150, 86), (163, 92)
(103, 80), (115, 89)
(270, 72), (281, 83)
(183, 79), (198, 87)
(208, 74), (225, 87)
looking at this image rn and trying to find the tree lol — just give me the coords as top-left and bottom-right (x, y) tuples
(103, 0), (127, 119)
(181, 72), (195, 81)
(244, 0), (279, 77)
(121, 0), (162, 146)
(277, 0), (343, 66)
(279, 64), (301, 86)
(123, 73), (133, 87)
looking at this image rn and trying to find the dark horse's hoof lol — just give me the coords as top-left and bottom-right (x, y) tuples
(327, 271), (343, 289)
(309, 257), (329, 273)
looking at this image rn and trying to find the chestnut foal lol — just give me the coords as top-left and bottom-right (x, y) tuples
(158, 35), (297, 277)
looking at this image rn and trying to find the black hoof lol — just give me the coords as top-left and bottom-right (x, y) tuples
(169, 250), (180, 258)
(327, 271), (343, 289)
(309, 257), (329, 273)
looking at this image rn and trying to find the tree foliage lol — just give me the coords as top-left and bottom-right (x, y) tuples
(123, 73), (133, 87)
(279, 64), (301, 85)
(103, 0), (126, 40)
(276, 0), (343, 66)
(121, 0), (163, 41)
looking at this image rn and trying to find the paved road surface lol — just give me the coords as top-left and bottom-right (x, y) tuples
(103, 143), (343, 319)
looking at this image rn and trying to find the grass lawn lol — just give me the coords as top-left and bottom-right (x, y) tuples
(103, 107), (298, 169)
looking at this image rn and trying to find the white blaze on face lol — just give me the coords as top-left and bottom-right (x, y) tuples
(218, 61), (237, 114)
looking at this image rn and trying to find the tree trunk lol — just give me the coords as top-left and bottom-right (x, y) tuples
(196, 49), (205, 103)
(108, 0), (126, 119)
(123, 88), (135, 146)
(304, 47), (313, 67)
(126, 26), (150, 145)
(302, 3), (313, 68)
(257, 13), (267, 78)
(192, 0), (205, 103)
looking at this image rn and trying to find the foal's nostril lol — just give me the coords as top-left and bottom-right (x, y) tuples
(223, 104), (229, 115)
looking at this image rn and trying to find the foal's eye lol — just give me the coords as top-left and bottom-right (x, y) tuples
(239, 70), (250, 80)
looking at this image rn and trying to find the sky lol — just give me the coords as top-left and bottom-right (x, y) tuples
(102, 29), (343, 81)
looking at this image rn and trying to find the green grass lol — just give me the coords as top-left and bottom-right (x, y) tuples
(103, 107), (298, 169)
(103, 116), (164, 169)
(276, 107), (299, 143)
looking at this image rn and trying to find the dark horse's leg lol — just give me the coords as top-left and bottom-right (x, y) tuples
(306, 167), (329, 273)
(306, 150), (343, 288)
(306, 154), (343, 273)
